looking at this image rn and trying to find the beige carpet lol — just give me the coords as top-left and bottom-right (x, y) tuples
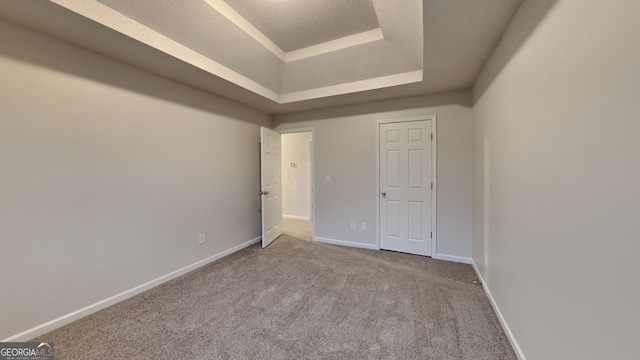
(282, 218), (313, 242)
(34, 222), (516, 359)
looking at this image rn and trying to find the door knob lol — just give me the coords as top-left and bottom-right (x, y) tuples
(381, 192), (386, 198)
(260, 191), (270, 195)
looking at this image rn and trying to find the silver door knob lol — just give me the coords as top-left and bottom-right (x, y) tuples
(381, 192), (386, 198)
(260, 191), (270, 195)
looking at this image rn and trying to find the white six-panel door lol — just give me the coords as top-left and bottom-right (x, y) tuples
(261, 127), (282, 248)
(379, 120), (433, 256)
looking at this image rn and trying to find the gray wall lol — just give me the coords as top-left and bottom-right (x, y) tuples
(472, 0), (640, 359)
(275, 91), (473, 260)
(0, 20), (270, 340)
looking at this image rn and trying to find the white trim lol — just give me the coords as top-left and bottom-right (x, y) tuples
(278, 127), (316, 241)
(2, 236), (262, 342)
(433, 254), (472, 264)
(471, 261), (527, 360)
(198, 4), (386, 64)
(278, 127), (315, 135)
(307, 138), (313, 221)
(431, 117), (438, 257)
(202, 0), (286, 60)
(50, 1), (423, 104)
(51, 0), (281, 103)
(191, 3), (387, 64)
(285, 28), (384, 62)
(280, 70), (423, 103)
(283, 215), (311, 221)
(314, 237), (378, 250)
(375, 122), (381, 251)
(375, 116), (437, 256)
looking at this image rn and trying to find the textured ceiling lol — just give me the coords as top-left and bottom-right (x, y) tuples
(282, 40), (419, 93)
(67, 0), (425, 101)
(223, 0), (380, 52)
(0, 0), (524, 114)
(97, 0), (285, 92)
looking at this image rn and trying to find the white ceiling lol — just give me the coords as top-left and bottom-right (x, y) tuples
(223, 0), (380, 52)
(0, 0), (524, 114)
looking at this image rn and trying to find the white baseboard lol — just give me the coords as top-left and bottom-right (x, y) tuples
(314, 236), (378, 250)
(471, 260), (526, 360)
(433, 253), (472, 264)
(3, 236), (262, 342)
(283, 215), (311, 221)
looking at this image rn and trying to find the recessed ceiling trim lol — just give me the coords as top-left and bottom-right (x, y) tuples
(51, 0), (280, 102)
(285, 28), (384, 62)
(280, 69), (423, 103)
(202, 0), (384, 64)
(46, 0), (428, 105)
(202, 0), (286, 61)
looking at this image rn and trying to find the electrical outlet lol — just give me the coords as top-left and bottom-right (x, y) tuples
(361, 222), (366, 230)
(350, 221), (356, 229)
(199, 233), (206, 245)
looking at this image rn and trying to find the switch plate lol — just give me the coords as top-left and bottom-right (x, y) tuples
(361, 222), (366, 230)
(325, 175), (331, 182)
(199, 233), (205, 245)
(350, 221), (356, 229)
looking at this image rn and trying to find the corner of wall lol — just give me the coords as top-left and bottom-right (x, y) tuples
(471, 260), (526, 360)
(472, 0), (559, 104)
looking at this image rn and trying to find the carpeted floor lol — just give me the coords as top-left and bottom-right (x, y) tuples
(282, 218), (313, 242)
(34, 220), (516, 359)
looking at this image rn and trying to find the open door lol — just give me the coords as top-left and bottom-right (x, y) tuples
(261, 127), (282, 248)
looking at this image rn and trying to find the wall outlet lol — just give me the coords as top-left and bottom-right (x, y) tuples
(361, 222), (366, 230)
(199, 233), (206, 245)
(350, 221), (356, 229)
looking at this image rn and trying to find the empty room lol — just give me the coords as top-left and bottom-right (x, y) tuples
(1, 1), (638, 359)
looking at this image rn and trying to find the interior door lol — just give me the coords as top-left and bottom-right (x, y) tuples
(261, 127), (282, 248)
(379, 120), (433, 256)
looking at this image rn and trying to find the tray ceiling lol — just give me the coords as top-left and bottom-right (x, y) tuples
(222, 0), (380, 52)
(55, 0), (424, 103)
(0, 0), (524, 113)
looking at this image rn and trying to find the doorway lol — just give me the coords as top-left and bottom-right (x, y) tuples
(378, 118), (436, 256)
(281, 130), (314, 242)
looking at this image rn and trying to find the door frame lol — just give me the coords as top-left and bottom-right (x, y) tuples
(279, 127), (316, 241)
(375, 116), (437, 256)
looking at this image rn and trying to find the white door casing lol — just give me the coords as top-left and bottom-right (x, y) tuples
(379, 120), (434, 256)
(261, 127), (282, 248)
(307, 138), (313, 221)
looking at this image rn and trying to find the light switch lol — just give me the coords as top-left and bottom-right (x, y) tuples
(284, 172), (289, 179)
(325, 175), (331, 182)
